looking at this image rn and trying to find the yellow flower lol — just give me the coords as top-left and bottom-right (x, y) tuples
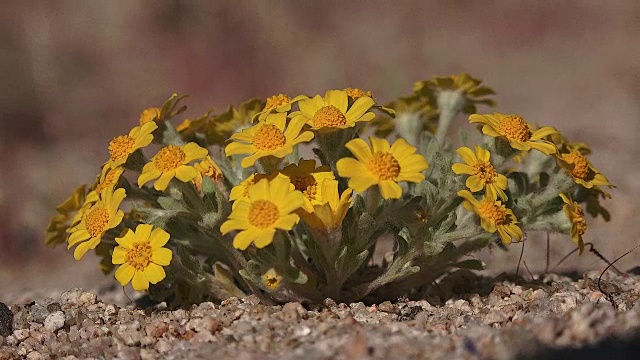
(192, 156), (223, 192)
(300, 179), (353, 232)
(469, 113), (558, 155)
(107, 122), (158, 169)
(293, 90), (376, 131)
(452, 145), (508, 201)
(67, 187), (126, 260)
(139, 107), (161, 125)
(254, 94), (308, 122)
(457, 190), (523, 244)
(559, 193), (587, 255)
(138, 142), (209, 191)
(112, 224), (173, 291)
(556, 148), (614, 191)
(336, 137), (428, 199)
(280, 159), (335, 212)
(225, 113), (314, 168)
(220, 177), (304, 250)
(45, 185), (87, 247)
(344, 88), (373, 100)
(262, 268), (283, 290)
(86, 166), (125, 203)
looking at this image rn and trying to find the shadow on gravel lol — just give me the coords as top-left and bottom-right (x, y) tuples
(521, 331), (640, 360)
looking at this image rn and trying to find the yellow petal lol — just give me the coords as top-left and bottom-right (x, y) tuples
(346, 97), (375, 121)
(174, 165), (198, 182)
(395, 172), (425, 183)
(253, 228), (277, 248)
(149, 227), (170, 248)
(283, 115), (307, 140)
(345, 138), (373, 162)
(455, 147), (476, 165)
(233, 228), (260, 250)
(325, 90), (348, 114)
(138, 168), (162, 187)
(68, 230), (90, 248)
(378, 180), (402, 199)
(466, 175), (484, 192)
(474, 145), (491, 162)
(299, 95), (324, 118)
(225, 142), (257, 157)
(115, 263), (135, 286)
(154, 171), (176, 191)
(143, 263), (166, 284)
(116, 228), (136, 248)
(527, 141), (557, 155)
(369, 137), (390, 154)
(390, 138), (417, 158)
(452, 163), (474, 175)
(73, 237), (99, 260)
(112, 247), (127, 265)
(152, 248), (173, 266)
(481, 125), (501, 138)
(273, 213), (299, 231)
(132, 271), (149, 291)
(348, 175), (379, 193)
(183, 143), (208, 162)
(530, 126), (558, 140)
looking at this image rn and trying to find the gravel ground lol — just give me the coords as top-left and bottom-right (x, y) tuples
(1, 271), (640, 360)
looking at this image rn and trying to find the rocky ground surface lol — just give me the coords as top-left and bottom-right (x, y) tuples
(1, 271), (640, 360)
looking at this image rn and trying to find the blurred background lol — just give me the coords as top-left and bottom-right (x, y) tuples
(1, 1), (639, 301)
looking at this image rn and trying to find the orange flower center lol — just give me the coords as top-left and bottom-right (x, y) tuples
(290, 175), (318, 201)
(473, 161), (497, 183)
(85, 207), (110, 237)
(265, 94), (291, 110)
(253, 124), (287, 151)
(344, 88), (372, 100)
(312, 105), (347, 128)
(498, 115), (532, 142)
(368, 153), (401, 180)
(248, 200), (280, 228)
(478, 199), (510, 225)
(108, 135), (135, 162)
(562, 151), (589, 179)
(125, 242), (153, 270)
(154, 145), (186, 172)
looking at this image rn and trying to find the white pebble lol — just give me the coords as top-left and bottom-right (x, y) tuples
(44, 311), (65, 332)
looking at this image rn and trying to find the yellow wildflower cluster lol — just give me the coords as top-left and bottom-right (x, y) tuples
(45, 77), (616, 305)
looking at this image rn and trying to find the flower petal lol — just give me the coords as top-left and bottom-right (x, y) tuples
(154, 171), (176, 191)
(452, 163), (474, 175)
(225, 142), (256, 157)
(345, 138), (373, 162)
(325, 90), (348, 114)
(175, 165), (199, 182)
(530, 126), (558, 140)
(253, 228), (277, 248)
(112, 247), (127, 265)
(183, 143), (209, 162)
(369, 137), (390, 154)
(152, 248), (173, 266)
(474, 145), (491, 162)
(346, 97), (375, 121)
(149, 227), (170, 248)
(115, 263), (135, 286)
(143, 263), (166, 284)
(132, 271), (149, 291)
(466, 175), (484, 192)
(233, 228), (261, 250)
(455, 147), (476, 165)
(378, 180), (402, 199)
